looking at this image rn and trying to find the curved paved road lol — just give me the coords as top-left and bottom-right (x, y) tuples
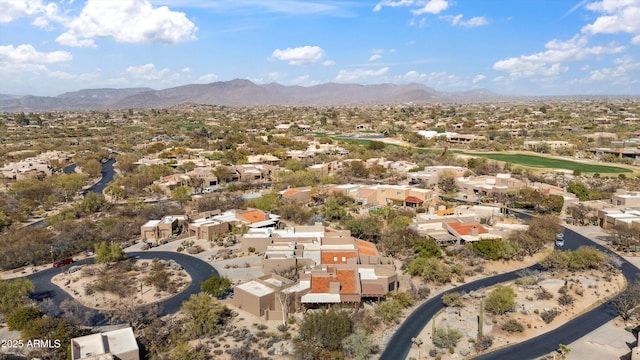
(379, 227), (640, 360)
(28, 251), (218, 326)
(82, 158), (116, 196)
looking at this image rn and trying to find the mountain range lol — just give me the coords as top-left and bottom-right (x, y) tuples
(0, 79), (502, 111)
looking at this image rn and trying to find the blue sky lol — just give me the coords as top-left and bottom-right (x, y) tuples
(1, 0), (640, 96)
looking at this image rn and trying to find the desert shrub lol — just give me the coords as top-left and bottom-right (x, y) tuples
(442, 292), (464, 307)
(474, 335), (493, 352)
(485, 286), (516, 315)
(467, 238), (515, 260)
(535, 287), (553, 300)
(558, 293), (575, 306)
(405, 257), (464, 284)
(540, 309), (560, 324)
(501, 319), (524, 333)
(541, 247), (605, 270)
(375, 299), (403, 324)
(432, 327), (462, 349)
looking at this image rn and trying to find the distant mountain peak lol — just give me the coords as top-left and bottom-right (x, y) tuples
(0, 80), (503, 111)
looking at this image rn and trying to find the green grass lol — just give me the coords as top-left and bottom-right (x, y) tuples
(455, 151), (632, 174)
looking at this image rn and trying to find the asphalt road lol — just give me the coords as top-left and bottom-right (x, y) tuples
(379, 227), (640, 360)
(28, 251), (218, 326)
(82, 158), (116, 196)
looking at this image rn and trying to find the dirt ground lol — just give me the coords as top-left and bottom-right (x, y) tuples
(51, 259), (191, 310)
(403, 268), (625, 360)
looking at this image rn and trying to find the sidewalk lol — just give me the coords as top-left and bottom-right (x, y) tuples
(564, 225), (638, 360)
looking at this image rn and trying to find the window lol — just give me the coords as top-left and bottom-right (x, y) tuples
(333, 256), (338, 262)
(341, 257), (346, 262)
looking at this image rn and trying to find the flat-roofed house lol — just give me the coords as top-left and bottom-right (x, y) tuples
(140, 215), (186, 242)
(445, 221), (498, 244)
(611, 190), (640, 207)
(71, 327), (139, 360)
(233, 274), (305, 321)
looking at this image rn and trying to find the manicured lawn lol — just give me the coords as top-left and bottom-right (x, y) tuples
(455, 151), (633, 174)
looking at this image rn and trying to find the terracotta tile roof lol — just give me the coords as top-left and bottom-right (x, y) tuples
(321, 251), (357, 264)
(405, 196), (424, 203)
(311, 275), (331, 293)
(336, 269), (357, 294)
(310, 269), (358, 295)
(446, 222), (488, 236)
(238, 210), (267, 223)
(282, 189), (298, 197)
(356, 240), (378, 256)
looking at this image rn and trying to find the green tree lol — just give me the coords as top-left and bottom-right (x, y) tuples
(342, 329), (374, 360)
(296, 309), (352, 359)
(345, 217), (382, 242)
(181, 293), (231, 339)
(414, 238), (442, 258)
(0, 211), (10, 232)
(0, 278), (34, 316)
(375, 299), (404, 324)
(94, 241), (126, 264)
(200, 275), (231, 298)
(54, 173), (87, 202)
(246, 192), (279, 211)
(170, 186), (192, 205)
(567, 182), (591, 201)
(541, 194), (564, 214)
(7, 306), (42, 331)
(437, 170), (458, 193)
(21, 316), (75, 358)
(322, 196), (350, 222)
(485, 286), (516, 315)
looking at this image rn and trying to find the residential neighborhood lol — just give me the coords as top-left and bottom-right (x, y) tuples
(1, 98), (640, 360)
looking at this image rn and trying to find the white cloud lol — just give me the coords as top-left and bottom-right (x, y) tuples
(455, 15), (488, 27)
(125, 64), (169, 80)
(587, 55), (640, 82)
(55, 33), (96, 48)
(369, 54), (382, 62)
(181, 67), (191, 73)
(196, 73), (218, 83)
(493, 35), (624, 78)
(582, 0), (640, 39)
(48, 70), (76, 80)
(412, 0), (448, 15)
(398, 70), (428, 82)
(271, 45), (324, 65)
(335, 67), (389, 82)
(0, 44), (72, 63)
(268, 71), (283, 81)
(472, 74), (487, 83)
(0, 0), (53, 23)
(444, 14), (488, 27)
(373, 0), (447, 15)
(373, 0), (414, 12)
(322, 60), (336, 66)
(57, 0), (197, 47)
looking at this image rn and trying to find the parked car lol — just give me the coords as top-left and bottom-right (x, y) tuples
(53, 257), (74, 268)
(555, 233), (565, 247)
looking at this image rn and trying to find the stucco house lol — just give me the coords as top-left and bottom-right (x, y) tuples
(235, 225), (399, 317)
(71, 327), (139, 360)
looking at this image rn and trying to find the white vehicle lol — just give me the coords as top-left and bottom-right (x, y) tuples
(555, 233), (565, 247)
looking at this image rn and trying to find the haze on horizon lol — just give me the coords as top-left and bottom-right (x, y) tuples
(1, 0), (640, 97)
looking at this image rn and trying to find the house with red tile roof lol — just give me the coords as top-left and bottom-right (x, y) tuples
(445, 221), (500, 244)
(236, 225), (400, 311)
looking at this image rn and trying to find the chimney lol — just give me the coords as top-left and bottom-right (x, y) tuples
(470, 226), (479, 236)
